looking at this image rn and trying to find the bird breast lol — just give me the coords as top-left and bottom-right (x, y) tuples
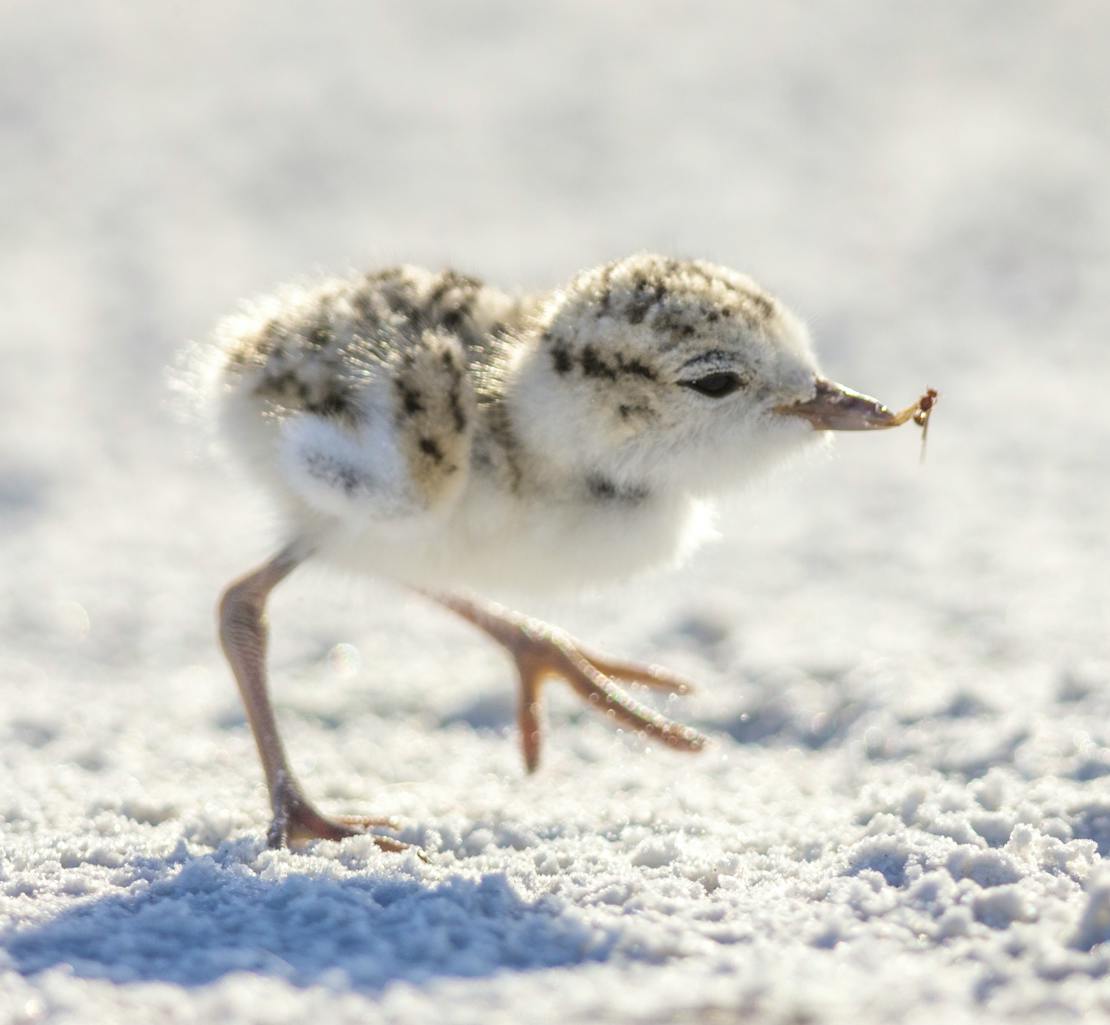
(316, 474), (708, 594)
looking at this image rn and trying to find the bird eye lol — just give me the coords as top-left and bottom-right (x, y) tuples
(680, 371), (745, 398)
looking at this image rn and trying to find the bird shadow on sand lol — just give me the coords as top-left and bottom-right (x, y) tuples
(2, 847), (612, 990)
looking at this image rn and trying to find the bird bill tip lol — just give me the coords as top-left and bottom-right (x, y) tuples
(774, 379), (904, 432)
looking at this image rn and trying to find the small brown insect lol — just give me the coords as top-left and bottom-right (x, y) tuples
(883, 388), (938, 461)
(913, 388), (937, 461)
(912, 388), (938, 425)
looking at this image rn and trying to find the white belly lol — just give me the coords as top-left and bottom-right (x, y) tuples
(318, 478), (711, 596)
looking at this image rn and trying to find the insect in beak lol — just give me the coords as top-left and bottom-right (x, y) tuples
(776, 379), (938, 434)
(776, 379), (939, 462)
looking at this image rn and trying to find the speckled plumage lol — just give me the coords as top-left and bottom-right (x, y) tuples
(207, 254), (822, 591)
(216, 266), (531, 517)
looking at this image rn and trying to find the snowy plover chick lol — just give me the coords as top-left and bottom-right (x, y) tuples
(205, 253), (915, 850)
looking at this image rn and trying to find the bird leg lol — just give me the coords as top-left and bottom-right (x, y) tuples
(218, 542), (406, 852)
(427, 593), (707, 772)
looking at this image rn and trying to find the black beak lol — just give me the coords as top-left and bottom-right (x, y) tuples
(775, 379), (902, 431)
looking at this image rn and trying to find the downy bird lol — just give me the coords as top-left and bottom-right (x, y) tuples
(201, 254), (917, 850)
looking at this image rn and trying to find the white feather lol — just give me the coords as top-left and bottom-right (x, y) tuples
(279, 415), (413, 522)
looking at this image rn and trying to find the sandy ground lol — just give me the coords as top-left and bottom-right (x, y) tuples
(2, 2), (1110, 1022)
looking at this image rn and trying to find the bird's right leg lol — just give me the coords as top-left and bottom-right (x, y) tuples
(218, 540), (405, 851)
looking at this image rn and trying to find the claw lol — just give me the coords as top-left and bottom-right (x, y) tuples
(557, 643), (706, 753)
(429, 593), (708, 772)
(520, 642), (706, 770)
(267, 779), (410, 852)
(577, 648), (695, 694)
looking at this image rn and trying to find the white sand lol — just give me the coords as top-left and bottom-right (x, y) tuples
(2, 3), (1110, 1022)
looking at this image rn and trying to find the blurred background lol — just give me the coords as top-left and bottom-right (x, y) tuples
(4, 3), (1110, 1020)
(2, 0), (1109, 807)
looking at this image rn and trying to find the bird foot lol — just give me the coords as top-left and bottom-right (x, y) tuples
(267, 778), (409, 853)
(432, 595), (707, 772)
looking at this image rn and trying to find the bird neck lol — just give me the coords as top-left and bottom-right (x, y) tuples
(499, 326), (659, 502)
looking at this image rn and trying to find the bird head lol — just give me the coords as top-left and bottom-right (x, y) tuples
(508, 254), (895, 495)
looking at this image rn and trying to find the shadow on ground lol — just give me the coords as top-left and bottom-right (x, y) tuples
(3, 851), (611, 989)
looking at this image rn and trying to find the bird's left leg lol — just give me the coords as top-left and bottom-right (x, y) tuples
(426, 593), (707, 772)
